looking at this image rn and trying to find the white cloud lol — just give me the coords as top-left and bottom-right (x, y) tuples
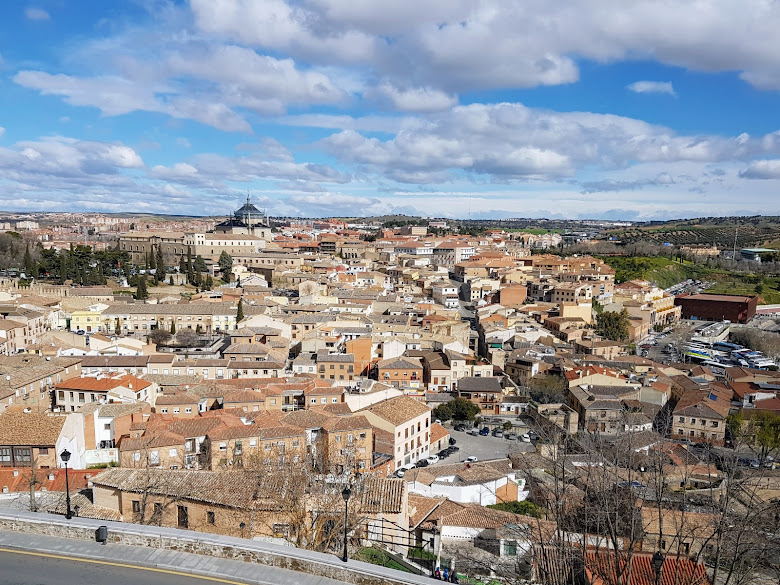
(0, 127), (5, 138)
(189, 0), (780, 94)
(176, 137), (191, 148)
(626, 81), (676, 95)
(364, 83), (458, 113)
(318, 102), (780, 184)
(25, 7), (50, 21)
(739, 159), (780, 179)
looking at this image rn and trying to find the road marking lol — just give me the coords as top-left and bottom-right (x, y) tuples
(0, 548), (250, 585)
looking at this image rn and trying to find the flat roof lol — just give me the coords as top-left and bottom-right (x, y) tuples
(679, 293), (756, 303)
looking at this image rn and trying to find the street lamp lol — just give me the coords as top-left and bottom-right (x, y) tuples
(651, 550), (665, 585)
(60, 449), (72, 520)
(341, 486), (351, 563)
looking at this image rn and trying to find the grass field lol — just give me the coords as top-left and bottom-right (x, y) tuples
(355, 547), (412, 572)
(600, 256), (780, 303)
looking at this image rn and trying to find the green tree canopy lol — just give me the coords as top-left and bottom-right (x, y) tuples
(433, 397), (481, 422)
(595, 309), (630, 342)
(218, 251), (233, 277)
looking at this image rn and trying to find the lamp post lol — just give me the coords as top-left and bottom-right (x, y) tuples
(341, 486), (351, 563)
(651, 550), (665, 585)
(60, 449), (72, 520)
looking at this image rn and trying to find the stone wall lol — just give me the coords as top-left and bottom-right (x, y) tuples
(0, 510), (429, 585)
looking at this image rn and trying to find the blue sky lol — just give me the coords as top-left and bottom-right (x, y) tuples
(2, 0), (780, 220)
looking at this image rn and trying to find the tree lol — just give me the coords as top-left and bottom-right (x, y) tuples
(595, 309), (630, 342)
(170, 321), (176, 335)
(175, 329), (200, 347)
(218, 251), (233, 278)
(487, 500), (541, 518)
(502, 420), (513, 432)
(148, 329), (173, 346)
(155, 244), (165, 282)
(528, 374), (566, 403)
(434, 397), (481, 422)
(135, 275), (148, 300)
(186, 246), (194, 284)
(23, 243), (34, 278)
(236, 298), (244, 322)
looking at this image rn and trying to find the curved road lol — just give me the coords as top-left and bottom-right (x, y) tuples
(0, 549), (250, 585)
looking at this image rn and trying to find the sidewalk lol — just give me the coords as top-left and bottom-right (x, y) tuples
(0, 528), (345, 585)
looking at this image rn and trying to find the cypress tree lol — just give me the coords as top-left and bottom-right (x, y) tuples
(236, 299), (244, 322)
(156, 244), (164, 282)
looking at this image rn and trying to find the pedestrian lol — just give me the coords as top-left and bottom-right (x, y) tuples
(443, 568), (449, 581)
(434, 567), (441, 580)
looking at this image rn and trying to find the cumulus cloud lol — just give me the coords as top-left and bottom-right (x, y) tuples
(626, 81), (676, 95)
(318, 103), (780, 184)
(25, 7), (50, 21)
(739, 159), (780, 179)
(190, 0), (780, 93)
(14, 41), (348, 132)
(364, 83), (458, 113)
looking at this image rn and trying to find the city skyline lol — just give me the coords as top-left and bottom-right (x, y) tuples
(3, 1), (780, 220)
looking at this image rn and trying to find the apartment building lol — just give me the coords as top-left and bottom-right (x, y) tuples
(359, 395), (432, 468)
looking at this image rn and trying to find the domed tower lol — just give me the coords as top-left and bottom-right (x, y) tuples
(234, 194), (263, 228)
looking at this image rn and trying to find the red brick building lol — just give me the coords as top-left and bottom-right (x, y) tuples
(674, 293), (758, 324)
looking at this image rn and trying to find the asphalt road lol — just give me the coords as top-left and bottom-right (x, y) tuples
(432, 425), (535, 466)
(0, 549), (249, 585)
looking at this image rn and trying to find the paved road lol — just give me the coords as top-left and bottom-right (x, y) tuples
(0, 549), (246, 585)
(432, 425), (535, 466)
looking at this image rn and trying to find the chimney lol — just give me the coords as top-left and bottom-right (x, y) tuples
(47, 473), (55, 481)
(12, 470), (18, 477)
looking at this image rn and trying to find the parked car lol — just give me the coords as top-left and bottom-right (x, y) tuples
(528, 431), (540, 441)
(521, 433), (531, 442)
(506, 432), (518, 440)
(426, 455), (440, 465)
(493, 429), (504, 438)
(465, 456), (478, 462)
(468, 428), (480, 436)
(449, 446), (459, 452)
(479, 427), (490, 435)
(416, 459), (429, 468)
(438, 450), (450, 458)
(449, 437), (457, 445)
(454, 424), (467, 432)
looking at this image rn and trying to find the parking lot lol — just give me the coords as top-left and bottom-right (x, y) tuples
(430, 424), (536, 466)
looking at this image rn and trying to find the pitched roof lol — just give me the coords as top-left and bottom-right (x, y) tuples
(0, 411), (67, 446)
(583, 552), (711, 585)
(359, 395), (431, 426)
(359, 477), (405, 514)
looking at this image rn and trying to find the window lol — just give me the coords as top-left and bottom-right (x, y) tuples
(132, 500), (141, 513)
(133, 452), (141, 462)
(185, 407), (192, 414)
(173, 408), (180, 414)
(503, 543), (517, 556)
(154, 503), (162, 516)
(161, 408), (168, 414)
(207, 511), (215, 525)
(177, 505), (188, 528)
(78, 393), (85, 403)
(0, 447), (11, 465)
(219, 443), (227, 451)
(711, 421), (719, 428)
(104, 423), (111, 431)
(149, 450), (160, 465)
(39, 448), (49, 456)
(169, 448), (177, 457)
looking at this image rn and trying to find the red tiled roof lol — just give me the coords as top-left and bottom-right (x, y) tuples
(584, 552), (711, 585)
